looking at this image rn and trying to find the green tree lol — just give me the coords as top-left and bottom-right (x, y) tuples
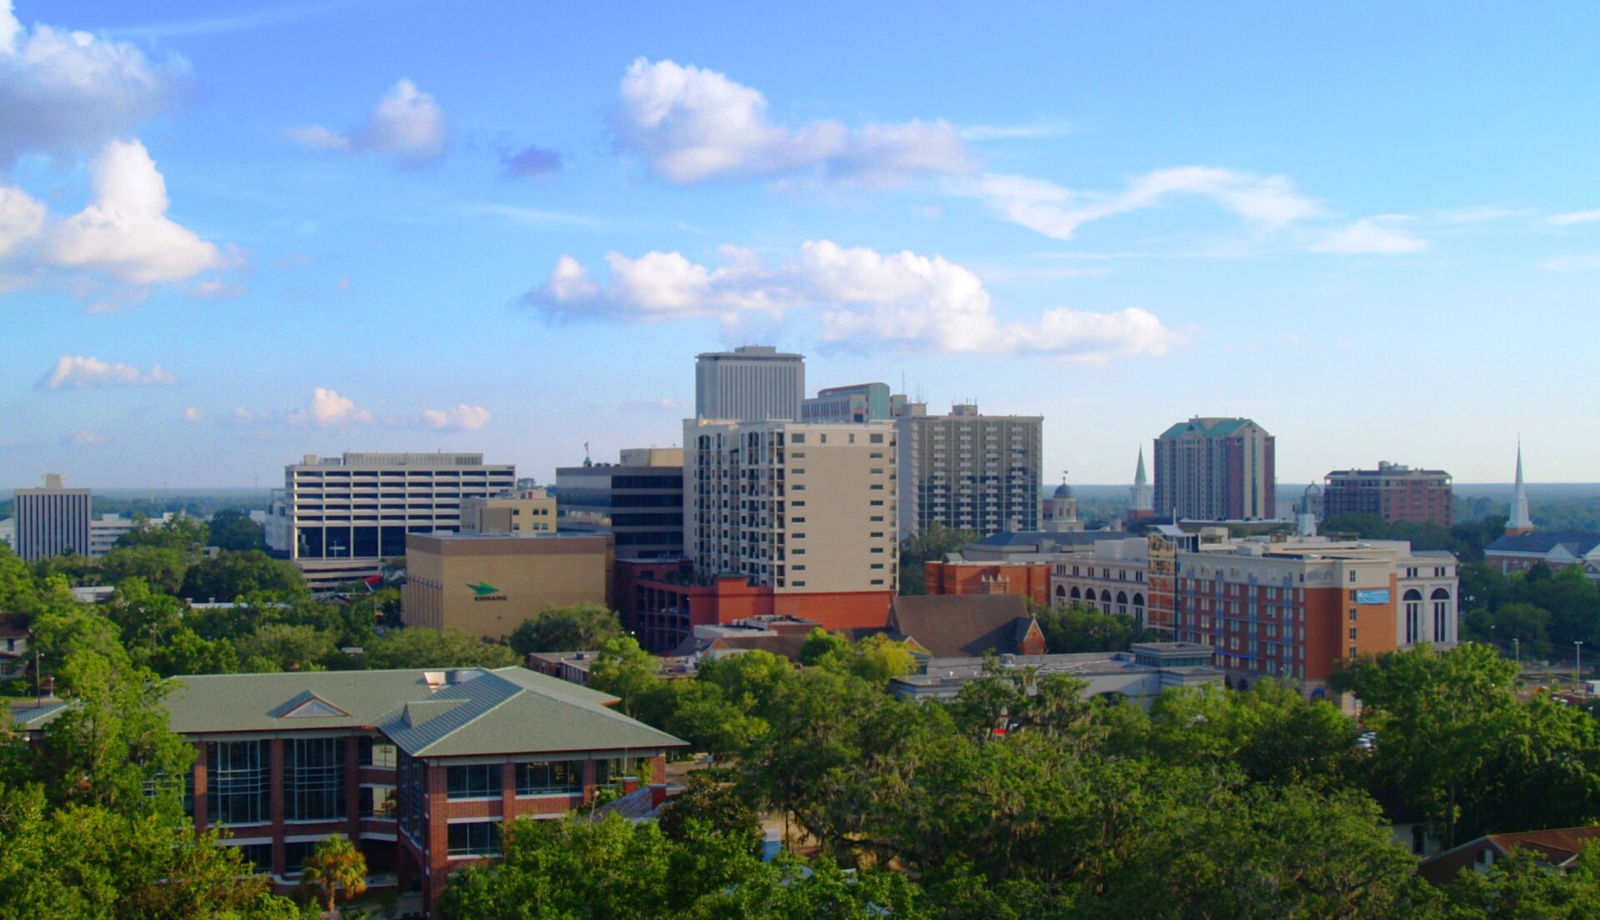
(657, 771), (762, 852)
(588, 636), (666, 721)
(507, 603), (624, 655)
(298, 834), (367, 913)
(116, 515), (209, 553)
(238, 624), (337, 672)
(208, 509), (266, 553)
(1439, 843), (1600, 919)
(360, 627), (517, 670)
(816, 633), (916, 685)
(1033, 602), (1152, 653)
(798, 627), (850, 666)
(98, 546), (189, 595)
(898, 523), (980, 596)
(179, 551), (305, 602)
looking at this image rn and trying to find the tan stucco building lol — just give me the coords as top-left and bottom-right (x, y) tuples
(402, 532), (612, 639)
(459, 488), (557, 535)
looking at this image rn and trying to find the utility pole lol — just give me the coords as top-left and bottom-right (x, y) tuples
(1577, 641), (1585, 688)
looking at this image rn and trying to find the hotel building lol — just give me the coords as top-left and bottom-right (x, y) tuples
(1153, 417), (1276, 521)
(1323, 462), (1453, 528)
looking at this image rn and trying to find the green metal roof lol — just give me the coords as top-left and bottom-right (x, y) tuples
(1159, 417), (1254, 439)
(162, 666), (685, 758)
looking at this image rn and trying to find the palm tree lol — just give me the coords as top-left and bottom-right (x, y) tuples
(300, 834), (367, 914)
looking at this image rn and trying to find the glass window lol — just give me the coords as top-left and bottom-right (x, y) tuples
(359, 737), (397, 769)
(209, 740), (270, 826)
(447, 821), (503, 858)
(515, 761), (583, 796)
(447, 763), (501, 799)
(595, 757), (642, 787)
(360, 784), (398, 819)
(228, 843), (272, 875)
(284, 738), (345, 821)
(282, 840), (320, 876)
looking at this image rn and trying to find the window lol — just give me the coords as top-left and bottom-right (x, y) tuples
(515, 761), (583, 796)
(447, 763), (501, 799)
(284, 738), (345, 821)
(359, 737), (397, 768)
(360, 785), (397, 819)
(208, 740), (269, 825)
(283, 840), (321, 876)
(448, 821), (503, 858)
(595, 758), (642, 787)
(1349, 627), (1358, 640)
(228, 843), (272, 874)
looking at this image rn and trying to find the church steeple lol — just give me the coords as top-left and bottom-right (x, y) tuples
(1506, 440), (1534, 536)
(1129, 447), (1154, 516)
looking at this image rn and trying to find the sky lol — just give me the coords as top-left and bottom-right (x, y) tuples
(2, 0), (1597, 491)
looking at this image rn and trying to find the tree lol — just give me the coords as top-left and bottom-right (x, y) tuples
(116, 515), (209, 553)
(898, 523), (980, 596)
(98, 546), (189, 595)
(1439, 843), (1600, 919)
(589, 636), (666, 720)
(360, 627), (517, 670)
(1033, 602), (1152, 653)
(238, 624), (338, 672)
(507, 603), (624, 655)
(816, 634), (917, 685)
(658, 771), (762, 852)
(799, 627), (849, 666)
(179, 551), (305, 602)
(298, 834), (367, 913)
(208, 509), (266, 553)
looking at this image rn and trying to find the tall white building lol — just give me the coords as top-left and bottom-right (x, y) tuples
(895, 403), (1043, 537)
(695, 346), (804, 421)
(265, 452), (515, 590)
(683, 418), (897, 594)
(14, 474), (91, 561)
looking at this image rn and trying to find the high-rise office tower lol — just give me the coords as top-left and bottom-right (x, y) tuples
(683, 418), (897, 593)
(1323, 462), (1453, 527)
(555, 447), (685, 559)
(895, 403), (1042, 537)
(264, 452), (515, 591)
(1153, 417), (1275, 520)
(694, 346), (804, 421)
(801, 382), (908, 423)
(13, 473), (92, 561)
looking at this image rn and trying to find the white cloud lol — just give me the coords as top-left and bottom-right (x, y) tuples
(43, 139), (224, 283)
(959, 119), (1074, 141)
(1549, 209), (1600, 227)
(1310, 216), (1428, 254)
(289, 78), (447, 167)
(37, 354), (176, 389)
(287, 387), (374, 426)
(0, 184), (44, 258)
(67, 428), (106, 447)
(531, 240), (1185, 362)
(967, 167), (1319, 241)
(420, 404), (491, 431)
(0, 0), (182, 166)
(181, 407), (202, 421)
(614, 58), (973, 187)
(1539, 254), (1600, 272)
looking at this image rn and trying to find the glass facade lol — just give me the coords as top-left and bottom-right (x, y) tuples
(359, 736), (398, 768)
(446, 763), (501, 799)
(447, 821), (503, 857)
(208, 740), (270, 826)
(360, 784), (398, 818)
(514, 760), (583, 796)
(284, 738), (345, 821)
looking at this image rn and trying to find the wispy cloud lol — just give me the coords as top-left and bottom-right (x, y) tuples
(1549, 209), (1600, 227)
(466, 203), (606, 228)
(963, 167), (1319, 241)
(1310, 216), (1429, 255)
(111, 1), (358, 39)
(959, 119), (1074, 141)
(499, 143), (562, 180)
(37, 355), (176, 389)
(1539, 254), (1600, 271)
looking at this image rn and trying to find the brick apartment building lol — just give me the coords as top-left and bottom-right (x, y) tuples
(19, 667), (685, 916)
(1323, 462), (1453, 527)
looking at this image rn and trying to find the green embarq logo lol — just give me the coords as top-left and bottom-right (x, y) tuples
(467, 581), (500, 596)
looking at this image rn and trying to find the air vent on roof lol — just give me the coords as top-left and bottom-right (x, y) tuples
(423, 671), (446, 690)
(448, 668), (483, 684)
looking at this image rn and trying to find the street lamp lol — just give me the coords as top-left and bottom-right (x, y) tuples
(1512, 637), (1520, 670)
(1577, 641), (1585, 688)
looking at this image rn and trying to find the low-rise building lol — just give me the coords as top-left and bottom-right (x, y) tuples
(459, 489), (557, 535)
(1419, 825), (1600, 886)
(0, 614), (29, 681)
(12, 666), (686, 916)
(402, 532), (611, 640)
(888, 642), (1222, 705)
(1483, 530), (1600, 581)
(924, 557), (1053, 605)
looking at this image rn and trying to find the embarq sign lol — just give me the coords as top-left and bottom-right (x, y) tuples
(467, 581), (508, 601)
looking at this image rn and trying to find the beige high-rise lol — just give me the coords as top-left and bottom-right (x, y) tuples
(683, 419), (897, 594)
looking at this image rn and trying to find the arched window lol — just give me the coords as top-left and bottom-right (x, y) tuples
(1100, 589), (1112, 602)
(1070, 586), (1081, 600)
(1116, 590), (1129, 616)
(1403, 589), (1423, 645)
(1055, 585), (1066, 598)
(1431, 588), (1451, 642)
(1430, 588), (1450, 600)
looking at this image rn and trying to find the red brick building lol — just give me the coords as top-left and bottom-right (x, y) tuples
(121, 667), (681, 916)
(1323, 462), (1453, 527)
(613, 558), (892, 653)
(923, 559), (1052, 605)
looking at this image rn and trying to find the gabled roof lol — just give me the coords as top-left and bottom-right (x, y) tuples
(164, 666), (685, 759)
(1485, 530), (1600, 557)
(890, 595), (1038, 658)
(1419, 825), (1600, 886)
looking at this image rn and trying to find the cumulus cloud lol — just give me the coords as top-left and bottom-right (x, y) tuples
(614, 58), (973, 187)
(289, 78), (447, 167)
(1310, 216), (1428, 254)
(530, 241), (1185, 362)
(0, 184), (45, 258)
(37, 354), (176, 389)
(420, 404), (491, 431)
(42, 139), (224, 283)
(287, 387), (374, 426)
(967, 167), (1319, 241)
(500, 143), (561, 179)
(0, 0), (182, 166)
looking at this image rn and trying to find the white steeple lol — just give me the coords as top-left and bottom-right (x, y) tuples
(1507, 440), (1533, 535)
(1130, 447), (1154, 513)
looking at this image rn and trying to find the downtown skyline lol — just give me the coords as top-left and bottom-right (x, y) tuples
(3, 0), (1598, 488)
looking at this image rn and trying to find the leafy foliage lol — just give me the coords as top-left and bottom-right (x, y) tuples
(508, 603), (624, 655)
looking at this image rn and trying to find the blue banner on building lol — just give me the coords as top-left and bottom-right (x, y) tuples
(1355, 588), (1391, 604)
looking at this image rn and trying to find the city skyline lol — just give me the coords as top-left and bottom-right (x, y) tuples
(4, 1), (1598, 488)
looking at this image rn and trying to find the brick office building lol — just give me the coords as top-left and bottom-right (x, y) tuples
(1323, 462), (1453, 527)
(112, 667), (681, 916)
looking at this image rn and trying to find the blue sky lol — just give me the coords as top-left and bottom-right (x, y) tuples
(2, 0), (1596, 491)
